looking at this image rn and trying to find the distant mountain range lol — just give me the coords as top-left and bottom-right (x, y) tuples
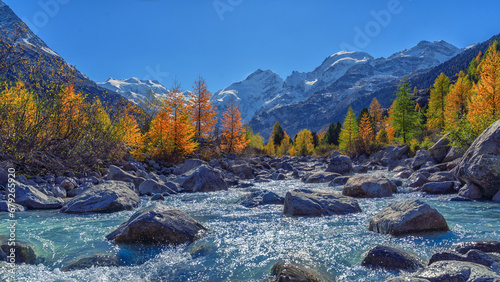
(212, 40), (463, 138)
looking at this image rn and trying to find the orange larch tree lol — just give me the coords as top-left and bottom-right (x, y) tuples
(369, 97), (383, 134)
(468, 42), (500, 134)
(189, 77), (217, 139)
(221, 97), (249, 154)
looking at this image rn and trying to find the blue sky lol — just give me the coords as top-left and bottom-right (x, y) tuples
(5, 0), (500, 93)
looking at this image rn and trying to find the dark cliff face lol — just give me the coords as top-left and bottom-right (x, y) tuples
(0, 0), (127, 108)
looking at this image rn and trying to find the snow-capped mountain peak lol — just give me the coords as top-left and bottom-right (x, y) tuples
(98, 77), (169, 107)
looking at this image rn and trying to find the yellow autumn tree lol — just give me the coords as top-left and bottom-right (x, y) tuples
(426, 73), (450, 130)
(468, 42), (500, 134)
(189, 77), (217, 139)
(294, 129), (314, 156)
(221, 98), (249, 154)
(265, 136), (275, 156)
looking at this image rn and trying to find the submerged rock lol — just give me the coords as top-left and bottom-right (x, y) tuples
(106, 204), (206, 245)
(62, 254), (120, 271)
(429, 249), (500, 269)
(362, 245), (424, 271)
(284, 189), (361, 217)
(368, 199), (448, 236)
(236, 190), (284, 207)
(0, 243), (36, 264)
(269, 261), (329, 282)
(454, 241), (500, 255)
(342, 176), (397, 198)
(387, 260), (500, 282)
(61, 181), (140, 213)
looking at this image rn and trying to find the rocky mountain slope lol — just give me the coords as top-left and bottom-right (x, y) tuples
(0, 1), (126, 107)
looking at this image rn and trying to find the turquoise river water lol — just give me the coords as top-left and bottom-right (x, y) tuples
(1, 172), (499, 281)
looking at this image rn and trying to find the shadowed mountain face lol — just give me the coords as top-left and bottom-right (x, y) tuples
(210, 38), (465, 138)
(0, 1), (126, 107)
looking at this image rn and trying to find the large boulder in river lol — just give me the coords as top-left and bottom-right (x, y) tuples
(361, 245), (424, 271)
(342, 176), (396, 198)
(455, 119), (500, 199)
(15, 181), (64, 209)
(368, 199), (448, 236)
(387, 261), (500, 282)
(429, 249), (500, 269)
(302, 171), (340, 183)
(106, 204), (206, 245)
(61, 181), (140, 213)
(326, 154), (352, 175)
(107, 165), (145, 188)
(284, 189), (361, 217)
(179, 165), (227, 192)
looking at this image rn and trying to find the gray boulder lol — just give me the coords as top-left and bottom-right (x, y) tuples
(443, 146), (464, 163)
(342, 176), (397, 198)
(16, 181), (64, 209)
(138, 180), (177, 196)
(421, 181), (455, 194)
(236, 190), (284, 207)
(107, 165), (145, 188)
(106, 204), (206, 245)
(61, 181), (140, 213)
(388, 261), (500, 282)
(410, 150), (436, 170)
(458, 183), (483, 200)
(51, 186), (67, 198)
(302, 171), (340, 183)
(60, 178), (77, 191)
(494, 190), (500, 203)
(0, 168), (8, 186)
(326, 155), (353, 175)
(381, 145), (410, 166)
(180, 165), (227, 192)
(230, 164), (253, 179)
(362, 245), (425, 271)
(455, 119), (500, 199)
(62, 254), (120, 272)
(407, 172), (429, 188)
(0, 200), (26, 212)
(174, 159), (205, 175)
(368, 199), (449, 236)
(270, 261), (330, 282)
(428, 134), (450, 163)
(284, 189), (361, 217)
